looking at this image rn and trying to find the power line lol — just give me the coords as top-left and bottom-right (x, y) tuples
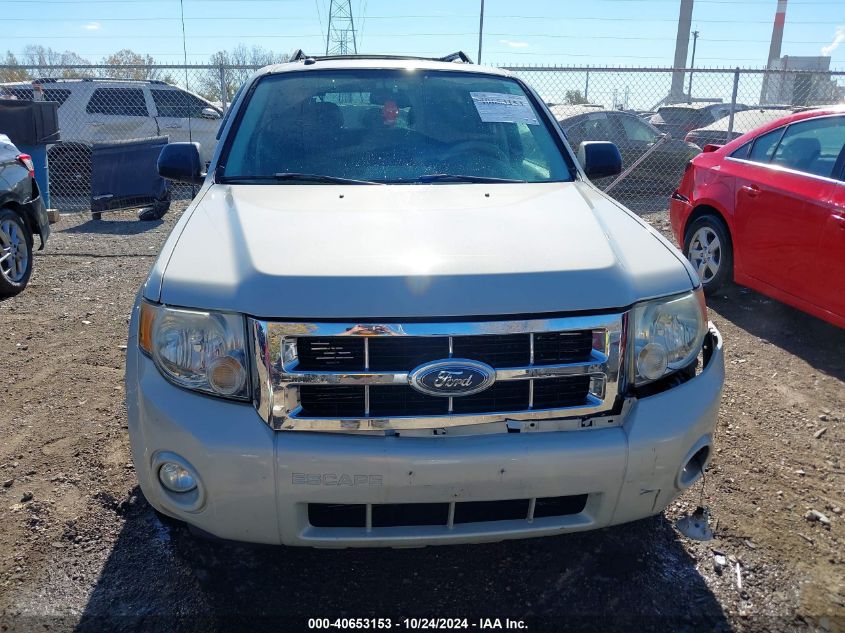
(1, 13), (840, 25)
(3, 0), (843, 3)
(7, 31), (842, 46)
(314, 0), (324, 33)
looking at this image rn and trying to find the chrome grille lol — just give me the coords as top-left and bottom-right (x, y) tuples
(293, 331), (593, 372)
(251, 314), (624, 432)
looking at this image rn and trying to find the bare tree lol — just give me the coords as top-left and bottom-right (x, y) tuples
(0, 52), (30, 82)
(20, 45), (94, 78)
(196, 45), (289, 103)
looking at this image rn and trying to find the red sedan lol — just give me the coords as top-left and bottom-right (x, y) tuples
(670, 106), (845, 329)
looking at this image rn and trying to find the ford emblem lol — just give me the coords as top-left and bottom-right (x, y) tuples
(408, 359), (496, 397)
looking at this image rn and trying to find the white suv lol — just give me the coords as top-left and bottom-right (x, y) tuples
(0, 78), (222, 196)
(127, 52), (724, 547)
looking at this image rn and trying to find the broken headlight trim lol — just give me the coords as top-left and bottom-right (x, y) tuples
(629, 289), (708, 386)
(138, 300), (250, 400)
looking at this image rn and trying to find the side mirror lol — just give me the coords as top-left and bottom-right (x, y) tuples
(577, 141), (622, 179)
(158, 142), (205, 185)
(200, 106), (221, 120)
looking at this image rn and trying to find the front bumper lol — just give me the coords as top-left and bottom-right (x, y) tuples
(126, 324), (724, 547)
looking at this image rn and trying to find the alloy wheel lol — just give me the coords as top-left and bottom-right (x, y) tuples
(0, 218), (29, 283)
(688, 226), (721, 283)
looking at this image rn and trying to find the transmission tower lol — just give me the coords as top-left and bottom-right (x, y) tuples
(326, 0), (357, 56)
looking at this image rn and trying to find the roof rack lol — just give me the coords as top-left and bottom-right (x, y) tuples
(290, 50), (473, 64)
(31, 77), (168, 86)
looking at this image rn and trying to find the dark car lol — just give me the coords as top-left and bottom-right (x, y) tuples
(0, 133), (50, 296)
(670, 106), (845, 328)
(650, 102), (748, 140)
(684, 108), (796, 148)
(551, 106), (701, 193)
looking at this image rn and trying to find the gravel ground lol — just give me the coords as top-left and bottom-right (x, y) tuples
(0, 202), (843, 633)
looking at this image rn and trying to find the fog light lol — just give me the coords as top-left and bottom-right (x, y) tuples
(158, 462), (197, 493)
(637, 343), (669, 381)
(207, 355), (246, 396)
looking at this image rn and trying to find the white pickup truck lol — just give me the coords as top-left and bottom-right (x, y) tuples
(126, 52), (724, 546)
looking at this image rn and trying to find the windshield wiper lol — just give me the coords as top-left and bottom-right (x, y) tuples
(218, 173), (378, 185)
(273, 172), (379, 185)
(414, 173), (527, 184)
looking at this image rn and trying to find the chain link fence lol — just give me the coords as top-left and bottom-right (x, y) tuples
(1, 63), (843, 216)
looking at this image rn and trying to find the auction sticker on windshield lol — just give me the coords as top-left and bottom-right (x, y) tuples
(470, 92), (539, 125)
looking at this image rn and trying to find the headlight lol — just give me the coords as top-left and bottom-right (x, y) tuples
(630, 290), (707, 385)
(138, 301), (249, 400)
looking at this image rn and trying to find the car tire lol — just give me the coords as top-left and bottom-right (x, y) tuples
(138, 197), (171, 222)
(683, 214), (732, 296)
(0, 208), (34, 297)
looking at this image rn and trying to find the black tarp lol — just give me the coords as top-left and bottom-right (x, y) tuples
(91, 136), (170, 213)
(0, 99), (60, 145)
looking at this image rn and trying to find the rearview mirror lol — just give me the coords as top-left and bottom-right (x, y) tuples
(577, 141), (623, 179)
(158, 142), (205, 185)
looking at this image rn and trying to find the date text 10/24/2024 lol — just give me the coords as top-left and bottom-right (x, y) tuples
(307, 618), (528, 630)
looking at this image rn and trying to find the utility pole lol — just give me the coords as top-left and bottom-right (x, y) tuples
(326, 0), (357, 56)
(669, 0), (694, 103)
(687, 30), (699, 103)
(477, 0), (485, 64)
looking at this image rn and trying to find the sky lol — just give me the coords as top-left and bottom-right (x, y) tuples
(2, 0), (845, 70)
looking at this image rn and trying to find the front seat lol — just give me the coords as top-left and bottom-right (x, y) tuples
(779, 137), (821, 172)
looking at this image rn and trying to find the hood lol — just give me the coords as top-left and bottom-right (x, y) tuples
(151, 182), (694, 319)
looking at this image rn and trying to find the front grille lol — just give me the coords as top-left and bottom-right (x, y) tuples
(369, 385), (446, 417)
(368, 337), (449, 371)
(253, 314), (624, 431)
(532, 376), (592, 409)
(301, 376), (590, 418)
(297, 337), (363, 371)
(299, 385), (364, 418)
(308, 495), (589, 528)
(295, 330), (592, 372)
(452, 334), (530, 367)
(450, 380), (529, 414)
(534, 331), (594, 365)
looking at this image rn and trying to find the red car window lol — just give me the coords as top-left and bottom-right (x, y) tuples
(747, 127), (784, 163)
(770, 116), (845, 179)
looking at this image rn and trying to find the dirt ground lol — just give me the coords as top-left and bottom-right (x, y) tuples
(0, 202), (842, 632)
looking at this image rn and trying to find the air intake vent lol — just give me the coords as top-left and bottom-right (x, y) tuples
(451, 333), (530, 367)
(532, 375), (592, 409)
(308, 495), (589, 528)
(296, 337), (364, 371)
(533, 331), (594, 364)
(368, 337), (449, 371)
(299, 385), (364, 417)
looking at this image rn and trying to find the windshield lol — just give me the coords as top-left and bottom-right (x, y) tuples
(220, 69), (573, 184)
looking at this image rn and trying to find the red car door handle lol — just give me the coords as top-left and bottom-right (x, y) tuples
(833, 214), (845, 229)
(741, 184), (761, 198)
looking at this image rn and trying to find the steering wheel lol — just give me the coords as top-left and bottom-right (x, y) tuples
(440, 140), (509, 163)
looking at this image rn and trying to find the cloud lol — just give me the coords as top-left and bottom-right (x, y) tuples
(83, 21), (101, 31)
(821, 26), (845, 56)
(499, 40), (529, 49)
